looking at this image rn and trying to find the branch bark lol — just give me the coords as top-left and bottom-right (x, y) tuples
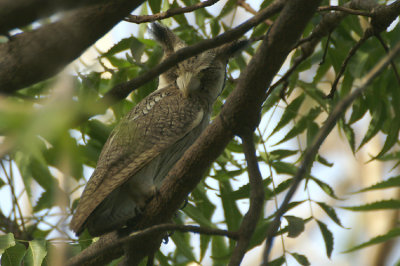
(0, 0), (108, 33)
(124, 0), (220, 24)
(0, 0), (145, 93)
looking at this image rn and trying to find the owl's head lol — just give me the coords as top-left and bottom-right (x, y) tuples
(150, 23), (248, 103)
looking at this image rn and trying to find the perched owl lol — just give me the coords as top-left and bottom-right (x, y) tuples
(70, 23), (247, 236)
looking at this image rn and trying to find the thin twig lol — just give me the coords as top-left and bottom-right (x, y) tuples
(229, 130), (265, 266)
(237, 0), (273, 26)
(327, 31), (372, 98)
(261, 40), (400, 265)
(1, 161), (26, 234)
(318, 5), (373, 17)
(124, 0), (220, 24)
(375, 33), (400, 87)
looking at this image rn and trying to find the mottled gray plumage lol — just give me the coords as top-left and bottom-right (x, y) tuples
(70, 23), (247, 236)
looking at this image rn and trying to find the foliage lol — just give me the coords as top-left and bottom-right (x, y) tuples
(1, 0), (400, 265)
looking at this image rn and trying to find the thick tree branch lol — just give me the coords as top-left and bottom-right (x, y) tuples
(124, 0), (220, 24)
(0, 0), (107, 33)
(0, 0), (145, 93)
(262, 40), (400, 265)
(68, 0), (320, 264)
(67, 224), (237, 266)
(229, 131), (265, 266)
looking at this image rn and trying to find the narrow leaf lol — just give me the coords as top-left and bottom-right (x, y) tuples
(268, 255), (285, 266)
(316, 220), (334, 258)
(356, 175), (400, 193)
(316, 202), (344, 228)
(341, 199), (400, 211)
(290, 252), (310, 266)
(310, 176), (339, 199)
(344, 227), (400, 253)
(270, 94), (305, 136)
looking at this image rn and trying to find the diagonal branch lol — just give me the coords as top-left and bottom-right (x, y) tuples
(0, 0), (108, 33)
(261, 40), (400, 265)
(67, 223), (237, 266)
(124, 0), (220, 24)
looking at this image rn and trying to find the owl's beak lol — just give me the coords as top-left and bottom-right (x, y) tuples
(177, 73), (200, 98)
(177, 73), (192, 98)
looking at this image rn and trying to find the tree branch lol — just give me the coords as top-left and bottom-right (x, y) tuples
(261, 40), (400, 265)
(229, 130), (265, 266)
(67, 224), (237, 266)
(0, 0), (108, 33)
(0, 0), (145, 93)
(318, 5), (373, 16)
(124, 0), (220, 24)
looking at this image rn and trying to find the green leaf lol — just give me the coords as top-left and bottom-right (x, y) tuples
(171, 232), (196, 262)
(341, 121), (356, 153)
(341, 199), (400, 211)
(0, 177), (5, 188)
(1, 242), (26, 266)
(0, 233), (15, 254)
(290, 252), (310, 266)
(263, 87), (281, 114)
(130, 37), (146, 63)
(211, 236), (230, 265)
(356, 175), (400, 193)
(358, 103), (385, 150)
(183, 203), (215, 228)
(268, 255), (285, 266)
(276, 107), (321, 145)
(219, 181), (242, 231)
(248, 220), (271, 249)
(375, 118), (400, 158)
(344, 227), (400, 253)
(316, 155), (334, 167)
(267, 201), (306, 220)
(315, 202), (344, 228)
(310, 176), (339, 199)
(271, 161), (297, 175)
(316, 220), (334, 258)
(267, 149), (298, 161)
(270, 94), (305, 137)
(24, 239), (47, 266)
(306, 122), (319, 148)
(102, 37), (133, 58)
(284, 215), (305, 238)
(148, 0), (161, 14)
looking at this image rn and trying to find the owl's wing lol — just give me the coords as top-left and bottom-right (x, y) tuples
(70, 86), (204, 234)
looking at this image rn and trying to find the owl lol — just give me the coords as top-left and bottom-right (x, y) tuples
(70, 23), (247, 236)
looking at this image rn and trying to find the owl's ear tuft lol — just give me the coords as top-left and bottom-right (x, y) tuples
(149, 23), (184, 54)
(216, 39), (249, 61)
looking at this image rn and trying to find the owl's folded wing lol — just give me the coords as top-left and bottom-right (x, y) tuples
(70, 86), (204, 234)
